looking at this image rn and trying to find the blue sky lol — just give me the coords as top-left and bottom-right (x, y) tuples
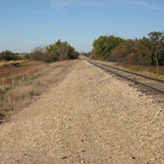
(0, 0), (164, 53)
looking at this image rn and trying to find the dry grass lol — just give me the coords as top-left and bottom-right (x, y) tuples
(114, 63), (164, 80)
(98, 60), (164, 80)
(0, 60), (74, 122)
(0, 60), (49, 84)
(0, 60), (26, 67)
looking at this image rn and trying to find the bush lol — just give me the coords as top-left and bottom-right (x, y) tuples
(108, 39), (153, 66)
(108, 39), (139, 64)
(0, 50), (19, 61)
(43, 52), (57, 63)
(24, 53), (30, 59)
(30, 47), (45, 61)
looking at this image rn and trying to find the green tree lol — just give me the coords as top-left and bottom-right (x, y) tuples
(45, 40), (79, 62)
(101, 31), (164, 67)
(137, 37), (152, 65)
(0, 50), (19, 61)
(92, 35), (124, 59)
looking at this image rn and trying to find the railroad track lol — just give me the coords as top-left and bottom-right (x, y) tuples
(86, 59), (164, 94)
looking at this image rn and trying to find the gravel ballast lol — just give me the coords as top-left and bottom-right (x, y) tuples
(0, 59), (163, 164)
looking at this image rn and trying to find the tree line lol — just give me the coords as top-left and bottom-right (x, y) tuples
(28, 40), (79, 62)
(0, 51), (21, 61)
(90, 31), (164, 69)
(0, 40), (79, 62)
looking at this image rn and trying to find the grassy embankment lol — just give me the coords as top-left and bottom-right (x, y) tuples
(0, 60), (72, 123)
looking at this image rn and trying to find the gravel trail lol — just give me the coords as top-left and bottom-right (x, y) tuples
(0, 59), (164, 164)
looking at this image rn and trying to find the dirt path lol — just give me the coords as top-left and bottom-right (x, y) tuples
(0, 59), (164, 164)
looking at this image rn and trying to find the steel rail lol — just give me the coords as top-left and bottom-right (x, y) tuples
(92, 60), (164, 84)
(87, 60), (164, 94)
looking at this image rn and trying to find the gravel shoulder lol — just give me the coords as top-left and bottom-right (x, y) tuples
(0, 59), (164, 164)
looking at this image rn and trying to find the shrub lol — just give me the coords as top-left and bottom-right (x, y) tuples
(43, 52), (57, 63)
(0, 50), (19, 61)
(30, 47), (45, 61)
(108, 39), (153, 66)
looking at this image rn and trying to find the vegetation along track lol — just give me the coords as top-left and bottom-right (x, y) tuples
(86, 59), (164, 94)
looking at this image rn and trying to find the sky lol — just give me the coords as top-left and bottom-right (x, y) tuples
(0, 0), (164, 53)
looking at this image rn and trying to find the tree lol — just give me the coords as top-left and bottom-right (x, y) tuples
(45, 40), (79, 62)
(137, 37), (152, 65)
(96, 31), (164, 67)
(148, 31), (164, 72)
(92, 35), (124, 59)
(109, 38), (153, 66)
(0, 50), (19, 61)
(108, 39), (140, 64)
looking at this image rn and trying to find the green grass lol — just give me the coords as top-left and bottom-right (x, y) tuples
(153, 70), (164, 76)
(30, 74), (41, 80)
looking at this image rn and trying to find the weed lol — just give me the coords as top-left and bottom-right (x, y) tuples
(30, 74), (41, 80)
